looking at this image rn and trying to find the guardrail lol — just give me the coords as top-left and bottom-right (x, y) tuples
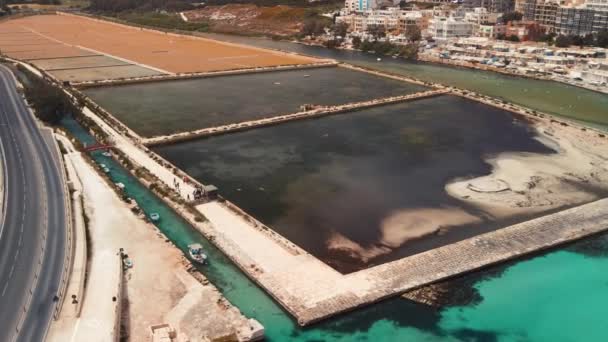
(113, 252), (124, 342)
(51, 135), (74, 321)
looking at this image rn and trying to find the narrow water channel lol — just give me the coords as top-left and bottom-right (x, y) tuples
(62, 114), (608, 341)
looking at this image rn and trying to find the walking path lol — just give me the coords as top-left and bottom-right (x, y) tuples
(199, 197), (608, 325)
(48, 144), (262, 341)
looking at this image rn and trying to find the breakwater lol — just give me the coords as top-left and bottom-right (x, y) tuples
(142, 88), (449, 147)
(72, 61), (338, 88)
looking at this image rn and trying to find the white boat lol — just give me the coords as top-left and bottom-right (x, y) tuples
(188, 243), (207, 264)
(150, 213), (160, 222)
(103, 167), (110, 173)
(102, 151), (111, 157)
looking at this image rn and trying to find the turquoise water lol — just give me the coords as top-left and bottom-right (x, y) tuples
(63, 115), (608, 341)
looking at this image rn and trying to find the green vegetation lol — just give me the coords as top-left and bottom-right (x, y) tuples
(206, 0), (342, 8)
(116, 11), (209, 32)
(501, 11), (523, 24)
(551, 31), (608, 48)
(16, 65), (81, 125)
(353, 38), (418, 60)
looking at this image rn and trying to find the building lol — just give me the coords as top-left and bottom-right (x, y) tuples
(345, 0), (377, 12)
(586, 0), (608, 34)
(555, 6), (596, 35)
(483, 0), (516, 13)
(478, 23), (498, 37)
(427, 16), (476, 39)
(534, 2), (559, 32)
(465, 7), (502, 24)
(504, 20), (545, 40)
(518, 0), (538, 21)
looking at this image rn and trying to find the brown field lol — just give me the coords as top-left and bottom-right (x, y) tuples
(0, 14), (319, 73)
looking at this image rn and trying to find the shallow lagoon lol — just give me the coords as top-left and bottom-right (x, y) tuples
(202, 33), (608, 130)
(62, 108), (608, 342)
(155, 96), (561, 272)
(83, 66), (427, 137)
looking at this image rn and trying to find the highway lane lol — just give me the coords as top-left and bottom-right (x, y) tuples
(0, 65), (67, 342)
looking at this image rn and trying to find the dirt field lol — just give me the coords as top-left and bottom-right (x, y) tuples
(49, 64), (163, 82)
(184, 4), (308, 37)
(0, 14), (320, 73)
(0, 24), (97, 60)
(31, 55), (129, 70)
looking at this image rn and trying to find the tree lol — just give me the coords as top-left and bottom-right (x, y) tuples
(324, 39), (342, 49)
(332, 22), (348, 39)
(506, 34), (520, 42)
(359, 39), (374, 52)
(596, 30), (608, 48)
(501, 11), (523, 24)
(582, 33), (595, 46)
(555, 34), (572, 48)
(351, 36), (362, 49)
(405, 24), (421, 42)
(366, 24), (386, 40)
(300, 18), (326, 37)
(398, 0), (407, 8)
(18, 68), (81, 125)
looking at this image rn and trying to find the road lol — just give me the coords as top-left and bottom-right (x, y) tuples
(0, 65), (67, 342)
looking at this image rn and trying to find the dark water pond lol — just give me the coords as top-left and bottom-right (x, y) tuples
(155, 95), (561, 272)
(83, 66), (427, 137)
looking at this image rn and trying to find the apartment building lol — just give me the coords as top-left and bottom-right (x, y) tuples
(427, 16), (477, 39)
(345, 0), (377, 12)
(555, 6), (596, 35)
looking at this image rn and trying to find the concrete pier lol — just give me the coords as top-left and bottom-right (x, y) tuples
(143, 88), (449, 147)
(199, 198), (608, 326)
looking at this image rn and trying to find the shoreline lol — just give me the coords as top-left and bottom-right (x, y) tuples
(5, 24), (608, 327)
(418, 54), (608, 96)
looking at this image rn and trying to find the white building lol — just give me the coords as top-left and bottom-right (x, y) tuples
(345, 0), (377, 12)
(427, 16), (476, 39)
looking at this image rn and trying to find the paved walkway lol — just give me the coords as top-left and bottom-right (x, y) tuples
(200, 198), (608, 325)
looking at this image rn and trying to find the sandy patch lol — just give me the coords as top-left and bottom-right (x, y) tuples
(446, 121), (608, 218)
(380, 207), (482, 247)
(326, 231), (391, 262)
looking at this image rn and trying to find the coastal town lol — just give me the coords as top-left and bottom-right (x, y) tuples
(0, 0), (607, 341)
(328, 0), (608, 91)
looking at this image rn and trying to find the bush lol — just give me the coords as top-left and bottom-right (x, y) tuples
(117, 12), (209, 32)
(17, 66), (80, 125)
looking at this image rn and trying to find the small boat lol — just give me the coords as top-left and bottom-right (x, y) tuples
(116, 182), (125, 190)
(99, 163), (106, 168)
(102, 151), (111, 157)
(303, 74), (310, 77)
(149, 213), (160, 222)
(103, 167), (110, 173)
(188, 243), (207, 264)
(377, 58), (382, 61)
(273, 82), (281, 85)
(123, 258), (133, 269)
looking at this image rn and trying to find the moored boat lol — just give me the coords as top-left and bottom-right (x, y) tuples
(150, 212), (160, 222)
(188, 243), (207, 264)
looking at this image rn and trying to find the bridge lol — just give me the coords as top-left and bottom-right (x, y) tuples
(82, 143), (112, 152)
